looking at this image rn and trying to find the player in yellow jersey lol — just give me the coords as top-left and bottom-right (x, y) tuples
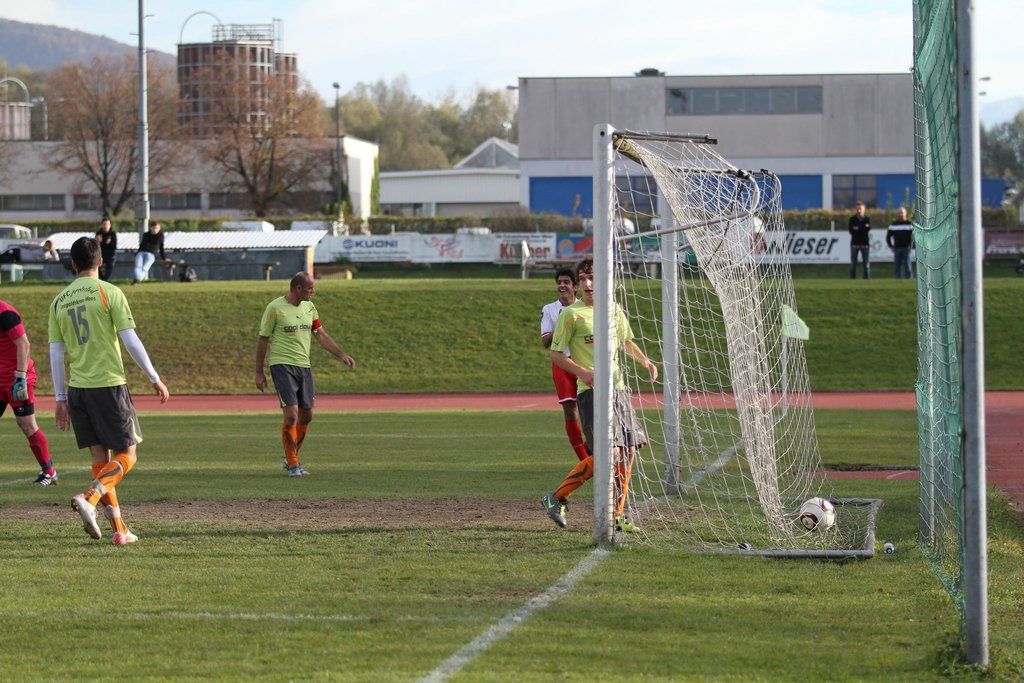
(49, 237), (170, 545)
(256, 272), (355, 476)
(541, 257), (657, 533)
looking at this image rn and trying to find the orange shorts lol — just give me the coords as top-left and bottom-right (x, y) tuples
(552, 363), (579, 403)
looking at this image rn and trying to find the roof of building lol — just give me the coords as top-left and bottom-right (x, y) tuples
(453, 137), (519, 169)
(47, 230), (327, 251)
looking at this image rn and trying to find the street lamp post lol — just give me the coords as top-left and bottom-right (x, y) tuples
(333, 81), (342, 215)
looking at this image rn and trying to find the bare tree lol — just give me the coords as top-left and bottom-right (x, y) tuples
(195, 59), (328, 217)
(45, 56), (179, 216)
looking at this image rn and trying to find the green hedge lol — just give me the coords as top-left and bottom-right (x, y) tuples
(13, 207), (1019, 238)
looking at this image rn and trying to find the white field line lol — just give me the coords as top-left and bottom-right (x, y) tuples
(418, 548), (611, 683)
(0, 465), (91, 487)
(0, 609), (487, 624)
(678, 441), (743, 492)
(418, 440), (741, 681)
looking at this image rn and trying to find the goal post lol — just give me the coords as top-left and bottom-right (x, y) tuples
(913, 0), (988, 665)
(591, 125), (881, 556)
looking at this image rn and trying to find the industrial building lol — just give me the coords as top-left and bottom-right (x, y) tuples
(517, 72), (1005, 215)
(177, 18), (298, 137)
(379, 138), (519, 216)
(0, 137), (379, 222)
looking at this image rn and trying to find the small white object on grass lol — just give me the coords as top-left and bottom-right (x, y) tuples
(883, 542), (896, 554)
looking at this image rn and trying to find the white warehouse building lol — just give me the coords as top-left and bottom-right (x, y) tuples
(517, 71), (1005, 215)
(379, 138), (520, 217)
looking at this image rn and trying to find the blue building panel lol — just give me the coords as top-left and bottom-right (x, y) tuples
(776, 175), (821, 210)
(981, 178), (1007, 207)
(875, 174), (915, 209)
(529, 177), (592, 217)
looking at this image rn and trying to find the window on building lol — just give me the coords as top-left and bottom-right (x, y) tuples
(832, 175), (878, 208)
(0, 194), (65, 211)
(615, 176), (657, 216)
(666, 88), (690, 115)
(666, 86), (823, 115)
(151, 193), (202, 210)
(208, 192), (251, 210)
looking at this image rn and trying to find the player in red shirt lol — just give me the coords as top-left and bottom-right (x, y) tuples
(0, 300), (57, 485)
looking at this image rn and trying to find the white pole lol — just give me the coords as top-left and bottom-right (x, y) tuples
(956, 0), (988, 667)
(592, 124), (615, 546)
(660, 194), (681, 492)
(137, 0), (150, 240)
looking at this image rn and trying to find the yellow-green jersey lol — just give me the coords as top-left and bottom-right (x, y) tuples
(48, 277), (134, 388)
(550, 300), (634, 393)
(259, 297), (321, 368)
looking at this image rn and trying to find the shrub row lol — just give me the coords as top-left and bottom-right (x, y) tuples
(11, 207), (1019, 238)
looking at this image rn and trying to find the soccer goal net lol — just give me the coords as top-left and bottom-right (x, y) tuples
(591, 125), (881, 556)
(913, 0), (988, 663)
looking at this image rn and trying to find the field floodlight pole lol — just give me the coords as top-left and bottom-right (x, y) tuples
(136, 0), (150, 239)
(593, 124), (615, 546)
(956, 0), (988, 667)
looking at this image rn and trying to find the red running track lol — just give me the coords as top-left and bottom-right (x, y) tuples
(31, 391), (1024, 511)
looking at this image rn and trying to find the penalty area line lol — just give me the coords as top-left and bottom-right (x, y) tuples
(418, 547), (611, 682)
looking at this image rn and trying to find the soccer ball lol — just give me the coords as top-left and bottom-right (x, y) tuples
(799, 497), (836, 532)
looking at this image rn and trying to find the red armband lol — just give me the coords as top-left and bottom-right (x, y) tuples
(311, 319), (323, 331)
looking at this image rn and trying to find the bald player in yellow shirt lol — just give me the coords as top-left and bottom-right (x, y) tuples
(50, 237), (169, 546)
(256, 272), (356, 476)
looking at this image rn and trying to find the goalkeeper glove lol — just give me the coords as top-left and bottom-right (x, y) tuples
(11, 371), (27, 402)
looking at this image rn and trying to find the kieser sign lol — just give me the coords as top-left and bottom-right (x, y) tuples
(755, 230), (904, 264)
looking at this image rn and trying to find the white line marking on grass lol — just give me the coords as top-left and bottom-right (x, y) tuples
(418, 547), (611, 683)
(0, 609), (488, 624)
(678, 441), (742, 492)
(0, 465), (91, 487)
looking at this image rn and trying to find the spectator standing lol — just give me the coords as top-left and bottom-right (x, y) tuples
(886, 207), (914, 279)
(133, 221), (167, 284)
(43, 241), (59, 262)
(95, 217), (118, 281)
(848, 202), (872, 279)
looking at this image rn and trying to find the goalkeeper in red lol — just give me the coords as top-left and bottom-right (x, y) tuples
(541, 260), (658, 533)
(0, 299), (58, 485)
(50, 237), (170, 546)
(256, 272), (356, 476)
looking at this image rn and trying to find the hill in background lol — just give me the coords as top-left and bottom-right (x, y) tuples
(0, 17), (175, 72)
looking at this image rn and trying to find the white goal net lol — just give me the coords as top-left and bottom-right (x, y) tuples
(592, 126), (880, 555)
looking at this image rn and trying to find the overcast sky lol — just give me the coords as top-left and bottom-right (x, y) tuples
(2, 0), (1022, 104)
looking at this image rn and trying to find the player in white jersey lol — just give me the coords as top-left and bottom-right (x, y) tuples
(540, 266), (589, 461)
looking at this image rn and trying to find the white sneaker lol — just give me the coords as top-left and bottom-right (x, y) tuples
(112, 531), (138, 546)
(71, 494), (101, 540)
(288, 465), (310, 477)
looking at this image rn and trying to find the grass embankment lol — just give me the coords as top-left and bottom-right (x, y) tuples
(0, 410), (1020, 679)
(3, 278), (1022, 393)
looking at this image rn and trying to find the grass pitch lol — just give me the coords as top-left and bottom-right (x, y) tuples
(5, 277), (1023, 394)
(0, 409), (1021, 680)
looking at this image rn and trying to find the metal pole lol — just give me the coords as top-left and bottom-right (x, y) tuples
(955, 0), (988, 667)
(333, 82), (342, 212)
(660, 194), (681, 492)
(136, 0), (150, 239)
(592, 124), (615, 546)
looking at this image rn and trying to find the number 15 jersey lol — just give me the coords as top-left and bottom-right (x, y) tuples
(49, 277), (135, 388)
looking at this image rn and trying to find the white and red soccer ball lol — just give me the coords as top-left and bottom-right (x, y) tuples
(799, 497), (836, 532)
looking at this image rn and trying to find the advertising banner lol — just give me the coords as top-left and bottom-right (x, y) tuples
(555, 234), (594, 262)
(494, 233), (558, 263)
(414, 233), (495, 263)
(316, 235), (413, 263)
(983, 230), (1024, 259)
